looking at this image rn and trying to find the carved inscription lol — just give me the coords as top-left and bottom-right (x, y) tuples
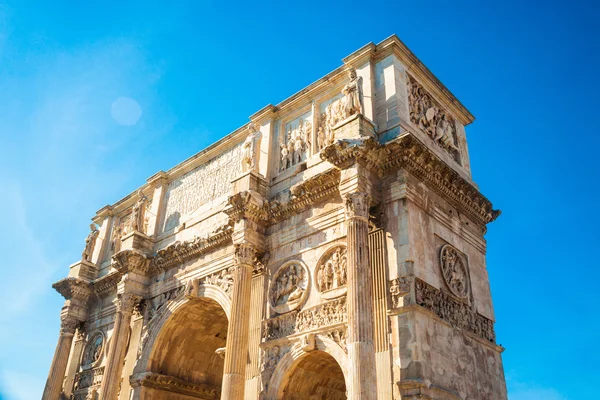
(162, 144), (242, 232)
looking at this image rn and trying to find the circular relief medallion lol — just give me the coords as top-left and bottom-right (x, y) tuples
(439, 244), (469, 299)
(82, 331), (104, 369)
(315, 245), (348, 299)
(269, 261), (309, 314)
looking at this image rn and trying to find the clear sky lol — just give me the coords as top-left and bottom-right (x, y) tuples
(0, 1), (597, 399)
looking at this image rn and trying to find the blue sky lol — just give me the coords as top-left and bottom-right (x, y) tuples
(0, 1), (598, 399)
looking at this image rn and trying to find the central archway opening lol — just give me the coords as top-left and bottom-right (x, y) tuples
(145, 297), (228, 399)
(280, 350), (347, 400)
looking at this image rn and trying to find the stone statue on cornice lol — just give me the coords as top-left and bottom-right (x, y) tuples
(242, 123), (262, 173)
(82, 223), (99, 262)
(342, 67), (364, 119)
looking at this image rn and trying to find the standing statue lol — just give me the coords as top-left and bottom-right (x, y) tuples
(129, 189), (147, 233)
(242, 123), (262, 173)
(82, 223), (99, 262)
(342, 67), (364, 119)
(317, 126), (326, 151)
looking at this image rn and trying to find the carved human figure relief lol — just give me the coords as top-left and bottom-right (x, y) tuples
(269, 261), (309, 314)
(82, 223), (99, 262)
(110, 217), (125, 254)
(82, 331), (104, 368)
(242, 123), (262, 173)
(279, 112), (312, 172)
(407, 74), (460, 160)
(315, 246), (348, 299)
(439, 244), (469, 299)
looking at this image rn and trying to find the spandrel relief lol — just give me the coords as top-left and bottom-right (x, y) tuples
(269, 261), (309, 314)
(315, 246), (348, 299)
(407, 74), (461, 162)
(279, 112), (312, 172)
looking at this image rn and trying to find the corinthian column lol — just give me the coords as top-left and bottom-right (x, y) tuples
(99, 293), (140, 400)
(344, 191), (377, 399)
(221, 243), (255, 400)
(42, 316), (80, 400)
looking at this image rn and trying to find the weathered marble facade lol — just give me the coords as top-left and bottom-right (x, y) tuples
(44, 35), (507, 400)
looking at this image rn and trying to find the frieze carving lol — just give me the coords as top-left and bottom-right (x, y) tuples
(152, 224), (233, 272)
(139, 373), (220, 399)
(263, 297), (347, 341)
(269, 261), (309, 314)
(82, 223), (99, 262)
(73, 366), (104, 391)
(415, 278), (495, 343)
(260, 344), (290, 396)
(407, 74), (460, 159)
(389, 276), (413, 309)
(161, 143), (242, 233)
(315, 246), (348, 299)
(439, 244), (469, 299)
(186, 267), (235, 299)
(82, 331), (104, 369)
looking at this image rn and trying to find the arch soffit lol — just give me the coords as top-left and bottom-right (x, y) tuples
(266, 335), (349, 399)
(136, 283), (232, 374)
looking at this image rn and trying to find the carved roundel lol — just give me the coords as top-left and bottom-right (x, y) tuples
(315, 245), (348, 299)
(439, 244), (469, 299)
(82, 331), (105, 369)
(269, 260), (310, 314)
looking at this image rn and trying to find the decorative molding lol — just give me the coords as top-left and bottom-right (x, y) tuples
(139, 373), (220, 399)
(322, 133), (500, 227)
(263, 297), (347, 341)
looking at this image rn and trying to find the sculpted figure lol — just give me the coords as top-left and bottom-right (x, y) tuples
(82, 223), (99, 262)
(317, 126), (326, 150)
(110, 220), (123, 253)
(342, 67), (363, 118)
(129, 189), (147, 233)
(280, 142), (289, 171)
(242, 123), (262, 173)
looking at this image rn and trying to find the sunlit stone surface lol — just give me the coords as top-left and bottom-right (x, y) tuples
(44, 35), (507, 400)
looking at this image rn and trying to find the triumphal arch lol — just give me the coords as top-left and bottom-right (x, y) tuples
(43, 35), (508, 400)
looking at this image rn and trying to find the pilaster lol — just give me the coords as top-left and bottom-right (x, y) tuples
(145, 171), (169, 238)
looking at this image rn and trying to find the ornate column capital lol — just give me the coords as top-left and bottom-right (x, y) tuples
(344, 192), (371, 221)
(113, 249), (151, 276)
(59, 315), (81, 336)
(234, 243), (257, 267)
(115, 292), (142, 316)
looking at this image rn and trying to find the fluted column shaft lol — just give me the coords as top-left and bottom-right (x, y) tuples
(345, 192), (377, 400)
(221, 243), (255, 400)
(42, 317), (79, 400)
(99, 293), (139, 400)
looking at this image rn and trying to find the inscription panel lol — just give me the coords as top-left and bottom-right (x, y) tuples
(161, 144), (242, 232)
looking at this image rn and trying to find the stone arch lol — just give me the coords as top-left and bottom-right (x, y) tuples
(266, 335), (349, 399)
(134, 283), (232, 377)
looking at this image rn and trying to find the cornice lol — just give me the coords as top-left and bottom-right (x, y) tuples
(225, 192), (270, 224)
(321, 133), (499, 228)
(269, 168), (341, 223)
(151, 224), (234, 272)
(112, 249), (152, 276)
(52, 277), (92, 301)
(93, 271), (122, 297)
